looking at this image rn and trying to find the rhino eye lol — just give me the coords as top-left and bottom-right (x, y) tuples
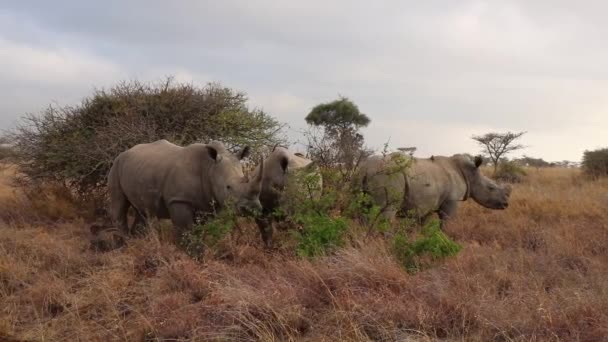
(226, 185), (232, 190)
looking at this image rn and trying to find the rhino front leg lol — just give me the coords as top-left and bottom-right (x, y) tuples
(130, 210), (148, 235)
(255, 214), (273, 249)
(168, 202), (195, 244)
(437, 200), (458, 230)
(110, 192), (130, 235)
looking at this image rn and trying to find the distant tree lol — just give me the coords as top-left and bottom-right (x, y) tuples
(304, 96), (370, 173)
(472, 131), (526, 174)
(582, 148), (608, 178)
(515, 155), (550, 169)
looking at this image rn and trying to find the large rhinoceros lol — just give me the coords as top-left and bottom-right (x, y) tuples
(251, 147), (321, 247)
(107, 139), (263, 237)
(359, 152), (511, 228)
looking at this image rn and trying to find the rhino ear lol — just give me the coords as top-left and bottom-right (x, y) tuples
(474, 155), (483, 168)
(280, 156), (289, 174)
(206, 146), (219, 161)
(238, 146), (251, 160)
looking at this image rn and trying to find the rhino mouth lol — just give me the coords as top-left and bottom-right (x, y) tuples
(496, 201), (509, 209)
(480, 200), (509, 210)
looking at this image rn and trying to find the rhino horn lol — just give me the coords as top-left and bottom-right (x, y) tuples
(250, 157), (264, 194)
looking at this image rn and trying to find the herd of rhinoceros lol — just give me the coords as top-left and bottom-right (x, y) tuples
(106, 139), (512, 248)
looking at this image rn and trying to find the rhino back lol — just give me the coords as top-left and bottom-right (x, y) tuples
(361, 155), (407, 210)
(114, 140), (212, 217)
(404, 157), (467, 215)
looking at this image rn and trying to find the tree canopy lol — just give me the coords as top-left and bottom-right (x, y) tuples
(472, 131), (526, 174)
(305, 97), (370, 130)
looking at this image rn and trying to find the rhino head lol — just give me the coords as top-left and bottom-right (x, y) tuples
(205, 142), (263, 215)
(456, 155), (511, 210)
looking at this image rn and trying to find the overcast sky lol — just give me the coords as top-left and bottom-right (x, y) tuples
(1, 1), (606, 161)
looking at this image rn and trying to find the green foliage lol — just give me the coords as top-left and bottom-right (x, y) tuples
(304, 97), (371, 173)
(392, 220), (462, 273)
(9, 77), (284, 199)
(345, 191), (391, 234)
(279, 164), (327, 216)
(294, 214), (348, 258)
(305, 96), (370, 129)
(582, 148), (608, 179)
(495, 160), (527, 183)
(277, 163), (346, 258)
(183, 205), (238, 260)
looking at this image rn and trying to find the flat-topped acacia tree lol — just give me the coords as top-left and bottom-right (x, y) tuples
(304, 96), (370, 171)
(472, 131), (526, 174)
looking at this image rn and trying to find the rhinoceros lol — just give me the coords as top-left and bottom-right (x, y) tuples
(107, 139), (263, 238)
(251, 147), (321, 247)
(359, 152), (511, 228)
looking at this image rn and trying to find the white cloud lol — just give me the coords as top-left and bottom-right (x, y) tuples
(0, 37), (122, 86)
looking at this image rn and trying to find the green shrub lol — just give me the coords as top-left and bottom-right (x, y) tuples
(182, 205), (238, 260)
(494, 160), (527, 183)
(582, 148), (608, 179)
(392, 220), (462, 273)
(294, 213), (347, 258)
(345, 191), (391, 235)
(274, 164), (348, 258)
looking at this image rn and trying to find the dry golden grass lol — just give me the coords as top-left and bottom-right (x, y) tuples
(1, 166), (607, 341)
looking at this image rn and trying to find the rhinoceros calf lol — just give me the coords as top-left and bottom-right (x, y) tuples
(252, 147), (321, 247)
(360, 153), (511, 228)
(107, 140), (263, 238)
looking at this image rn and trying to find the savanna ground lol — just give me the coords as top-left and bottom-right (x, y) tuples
(1, 164), (607, 341)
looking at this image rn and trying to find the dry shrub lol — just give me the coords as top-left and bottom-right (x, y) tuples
(0, 167), (86, 225)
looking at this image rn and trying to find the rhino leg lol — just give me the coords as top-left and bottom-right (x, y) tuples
(255, 214), (273, 249)
(130, 210), (148, 235)
(168, 202), (195, 244)
(110, 190), (130, 235)
(437, 200), (458, 230)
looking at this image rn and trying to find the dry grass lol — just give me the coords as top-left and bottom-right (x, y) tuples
(1, 166), (607, 341)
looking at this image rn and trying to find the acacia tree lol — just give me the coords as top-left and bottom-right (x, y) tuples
(304, 96), (370, 172)
(472, 131), (526, 174)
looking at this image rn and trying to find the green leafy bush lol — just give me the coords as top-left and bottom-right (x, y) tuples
(392, 220), (462, 273)
(182, 205), (238, 260)
(294, 214), (347, 258)
(345, 191), (391, 235)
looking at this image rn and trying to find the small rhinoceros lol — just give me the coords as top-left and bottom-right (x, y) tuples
(359, 152), (511, 228)
(107, 140), (263, 238)
(251, 147), (321, 247)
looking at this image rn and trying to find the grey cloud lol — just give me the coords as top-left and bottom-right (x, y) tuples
(1, 1), (607, 160)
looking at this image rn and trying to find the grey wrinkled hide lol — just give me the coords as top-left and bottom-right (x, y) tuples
(107, 140), (263, 238)
(360, 153), (511, 228)
(252, 147), (321, 247)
